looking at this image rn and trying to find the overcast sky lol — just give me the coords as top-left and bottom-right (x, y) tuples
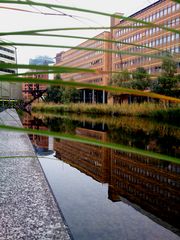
(0, 0), (157, 64)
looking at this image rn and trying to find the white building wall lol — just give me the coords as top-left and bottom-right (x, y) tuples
(0, 44), (22, 100)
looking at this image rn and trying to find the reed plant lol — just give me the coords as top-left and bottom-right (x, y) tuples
(32, 102), (179, 118)
(0, 0), (180, 163)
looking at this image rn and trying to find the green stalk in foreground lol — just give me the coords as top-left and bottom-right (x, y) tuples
(0, 124), (179, 164)
(0, 75), (180, 103)
(0, 0), (179, 34)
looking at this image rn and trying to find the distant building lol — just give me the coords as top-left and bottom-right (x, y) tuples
(55, 32), (111, 103)
(55, 0), (180, 104)
(22, 56), (54, 101)
(0, 43), (22, 100)
(29, 55), (54, 66)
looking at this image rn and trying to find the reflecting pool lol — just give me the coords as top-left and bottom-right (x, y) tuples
(22, 113), (180, 240)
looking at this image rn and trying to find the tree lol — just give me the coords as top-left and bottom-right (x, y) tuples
(46, 86), (65, 103)
(61, 86), (80, 103)
(132, 67), (150, 90)
(45, 75), (80, 103)
(110, 69), (131, 87)
(45, 74), (65, 103)
(161, 52), (177, 77)
(153, 53), (179, 97)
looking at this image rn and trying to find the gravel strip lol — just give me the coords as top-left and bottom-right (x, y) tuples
(0, 109), (71, 240)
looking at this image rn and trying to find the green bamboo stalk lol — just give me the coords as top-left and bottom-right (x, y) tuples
(0, 42), (171, 60)
(0, 123), (179, 164)
(0, 32), (160, 52)
(0, 75), (180, 103)
(0, 0), (179, 34)
(0, 63), (96, 73)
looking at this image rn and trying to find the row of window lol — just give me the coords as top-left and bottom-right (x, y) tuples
(0, 68), (16, 74)
(66, 58), (103, 70)
(115, 37), (179, 56)
(113, 151), (179, 171)
(63, 66), (103, 81)
(147, 62), (180, 74)
(86, 78), (102, 84)
(115, 3), (180, 37)
(86, 40), (104, 49)
(115, 24), (180, 46)
(63, 42), (104, 61)
(141, 3), (179, 23)
(147, 35), (179, 48)
(164, 17), (180, 27)
(0, 53), (15, 61)
(62, 50), (103, 67)
(63, 76), (103, 84)
(0, 46), (15, 54)
(114, 47), (180, 70)
(115, 62), (180, 74)
(63, 72), (91, 81)
(113, 166), (178, 187)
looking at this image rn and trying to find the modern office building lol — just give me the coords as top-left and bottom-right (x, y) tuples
(55, 0), (180, 102)
(111, 0), (180, 74)
(22, 56), (53, 101)
(55, 32), (111, 103)
(0, 43), (22, 100)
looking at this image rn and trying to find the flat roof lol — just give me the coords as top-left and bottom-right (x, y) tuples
(119, 0), (165, 24)
(56, 31), (110, 57)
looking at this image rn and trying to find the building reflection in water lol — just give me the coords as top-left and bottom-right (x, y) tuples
(22, 113), (53, 155)
(22, 115), (180, 232)
(54, 126), (180, 232)
(55, 127), (111, 184)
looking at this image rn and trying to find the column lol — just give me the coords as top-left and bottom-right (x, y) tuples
(102, 90), (106, 104)
(92, 89), (95, 103)
(83, 90), (86, 103)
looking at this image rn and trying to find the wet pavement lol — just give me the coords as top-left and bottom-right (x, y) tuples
(0, 109), (71, 240)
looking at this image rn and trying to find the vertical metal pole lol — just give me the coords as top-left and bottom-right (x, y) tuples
(83, 121), (85, 127)
(83, 90), (86, 103)
(102, 90), (106, 104)
(92, 89), (95, 103)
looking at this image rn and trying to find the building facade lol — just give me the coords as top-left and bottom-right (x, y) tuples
(111, 0), (180, 74)
(22, 56), (53, 101)
(55, 32), (111, 103)
(0, 44), (22, 100)
(22, 73), (48, 101)
(55, 0), (180, 101)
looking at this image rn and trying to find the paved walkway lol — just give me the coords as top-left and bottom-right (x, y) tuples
(0, 109), (71, 240)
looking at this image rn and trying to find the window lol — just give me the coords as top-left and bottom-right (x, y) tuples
(164, 7), (167, 15)
(167, 35), (171, 42)
(167, 6), (171, 14)
(176, 3), (180, 11)
(159, 10), (163, 17)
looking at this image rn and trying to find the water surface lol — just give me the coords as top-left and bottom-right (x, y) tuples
(22, 113), (180, 240)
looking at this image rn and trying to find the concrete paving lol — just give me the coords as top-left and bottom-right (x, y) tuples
(0, 109), (72, 240)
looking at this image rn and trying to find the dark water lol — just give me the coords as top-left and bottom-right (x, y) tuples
(22, 113), (180, 240)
